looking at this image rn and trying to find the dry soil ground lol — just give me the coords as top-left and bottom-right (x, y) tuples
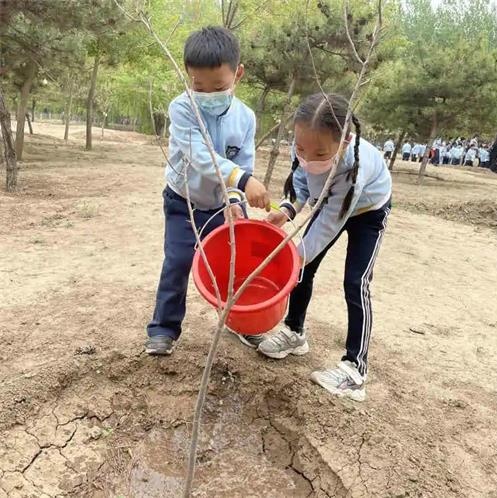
(1, 122), (496, 498)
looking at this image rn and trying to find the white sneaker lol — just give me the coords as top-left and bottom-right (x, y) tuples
(310, 360), (366, 402)
(257, 326), (309, 359)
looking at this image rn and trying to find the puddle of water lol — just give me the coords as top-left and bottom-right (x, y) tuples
(125, 394), (299, 497)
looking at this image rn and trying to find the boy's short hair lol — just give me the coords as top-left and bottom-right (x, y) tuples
(184, 26), (240, 71)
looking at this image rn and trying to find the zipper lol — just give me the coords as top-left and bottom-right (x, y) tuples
(216, 114), (223, 156)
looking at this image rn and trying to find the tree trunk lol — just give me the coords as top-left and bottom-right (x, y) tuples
(86, 54), (100, 151)
(64, 79), (74, 142)
(25, 112), (33, 134)
(31, 98), (35, 122)
(418, 113), (437, 183)
(389, 129), (406, 171)
(100, 110), (108, 141)
(255, 85), (270, 136)
(15, 61), (36, 160)
(148, 79), (157, 136)
(263, 76), (296, 188)
(0, 88), (18, 191)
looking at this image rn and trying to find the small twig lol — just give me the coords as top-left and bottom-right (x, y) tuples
(165, 16), (182, 44)
(409, 327), (426, 335)
(256, 114), (293, 150)
(344, 0), (364, 65)
(147, 78), (182, 176)
(304, 0), (343, 133)
(230, 0), (272, 30)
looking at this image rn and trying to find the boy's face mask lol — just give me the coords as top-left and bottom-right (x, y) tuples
(192, 88), (234, 116)
(191, 69), (240, 116)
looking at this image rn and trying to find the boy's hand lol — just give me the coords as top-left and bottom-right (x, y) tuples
(266, 207), (291, 228)
(245, 177), (271, 211)
(225, 203), (245, 222)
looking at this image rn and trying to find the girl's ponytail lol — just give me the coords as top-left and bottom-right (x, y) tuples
(283, 156), (299, 203)
(339, 114), (361, 219)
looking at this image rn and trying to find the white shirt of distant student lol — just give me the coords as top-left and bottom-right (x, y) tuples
(465, 148), (477, 162)
(479, 148), (490, 162)
(383, 140), (394, 152)
(451, 147), (463, 160)
(402, 143), (412, 154)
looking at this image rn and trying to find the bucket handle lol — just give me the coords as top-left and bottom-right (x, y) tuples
(269, 203), (307, 284)
(192, 189), (249, 250)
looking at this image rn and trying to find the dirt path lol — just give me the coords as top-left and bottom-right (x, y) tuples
(1, 122), (496, 497)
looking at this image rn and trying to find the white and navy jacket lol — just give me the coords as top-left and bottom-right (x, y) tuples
(282, 137), (392, 263)
(166, 92), (255, 210)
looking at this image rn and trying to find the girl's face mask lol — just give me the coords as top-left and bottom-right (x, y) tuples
(296, 134), (352, 175)
(296, 154), (334, 175)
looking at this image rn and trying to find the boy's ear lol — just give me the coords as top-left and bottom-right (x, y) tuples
(235, 64), (245, 83)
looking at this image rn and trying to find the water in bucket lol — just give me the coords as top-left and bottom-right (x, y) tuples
(233, 275), (280, 306)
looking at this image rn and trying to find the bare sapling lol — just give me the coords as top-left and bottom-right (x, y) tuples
(114, 1), (382, 496)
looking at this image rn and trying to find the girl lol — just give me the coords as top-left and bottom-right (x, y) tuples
(236, 93), (391, 402)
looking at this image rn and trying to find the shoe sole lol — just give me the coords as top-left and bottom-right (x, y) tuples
(258, 341), (310, 359)
(145, 347), (174, 356)
(227, 328), (261, 349)
(310, 372), (366, 402)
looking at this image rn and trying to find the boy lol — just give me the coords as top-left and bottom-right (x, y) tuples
(145, 26), (269, 355)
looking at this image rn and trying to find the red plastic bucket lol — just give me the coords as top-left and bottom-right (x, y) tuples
(192, 220), (300, 335)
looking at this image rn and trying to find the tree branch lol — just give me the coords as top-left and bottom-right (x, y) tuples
(230, 0), (272, 31)
(256, 114), (293, 150)
(304, 0), (343, 133)
(344, 0), (365, 65)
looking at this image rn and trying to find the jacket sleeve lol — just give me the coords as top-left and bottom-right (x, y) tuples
(300, 172), (364, 263)
(169, 100), (248, 189)
(292, 165), (310, 212)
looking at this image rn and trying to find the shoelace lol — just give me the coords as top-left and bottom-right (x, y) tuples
(268, 328), (295, 347)
(322, 366), (351, 385)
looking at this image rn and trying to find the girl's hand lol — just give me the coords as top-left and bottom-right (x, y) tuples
(266, 207), (291, 227)
(225, 204), (245, 222)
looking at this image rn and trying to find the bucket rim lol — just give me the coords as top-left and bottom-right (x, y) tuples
(192, 219), (300, 314)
